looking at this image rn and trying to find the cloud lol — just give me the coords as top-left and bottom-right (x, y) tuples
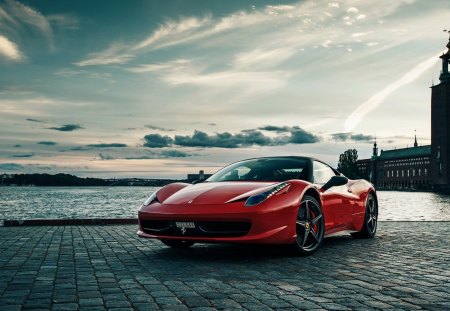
(46, 13), (79, 30)
(87, 143), (127, 148)
(143, 134), (173, 148)
(49, 124), (84, 132)
(350, 133), (374, 141)
(145, 125), (175, 132)
(331, 132), (374, 142)
(289, 128), (320, 144)
(173, 128), (319, 148)
(0, 163), (24, 170)
(14, 144), (21, 148)
(99, 149), (194, 160)
(69, 146), (91, 151)
(26, 118), (46, 123)
(3, 0), (54, 49)
(98, 153), (114, 160)
(0, 35), (23, 61)
(13, 153), (34, 158)
(258, 125), (291, 133)
(74, 43), (134, 66)
(38, 141), (57, 145)
(233, 47), (297, 70)
(133, 16), (211, 51)
(344, 54), (439, 132)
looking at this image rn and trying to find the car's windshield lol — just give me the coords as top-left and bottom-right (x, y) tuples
(206, 157), (310, 182)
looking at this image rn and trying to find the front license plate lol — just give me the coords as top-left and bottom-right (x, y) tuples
(175, 221), (195, 229)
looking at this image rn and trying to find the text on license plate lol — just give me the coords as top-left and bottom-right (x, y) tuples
(175, 221), (195, 229)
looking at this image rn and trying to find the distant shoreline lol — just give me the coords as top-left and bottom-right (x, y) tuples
(0, 172), (185, 187)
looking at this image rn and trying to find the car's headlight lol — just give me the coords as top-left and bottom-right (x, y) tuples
(245, 182), (290, 206)
(143, 192), (159, 205)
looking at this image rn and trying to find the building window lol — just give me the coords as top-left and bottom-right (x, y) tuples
(396, 170), (399, 177)
(418, 169), (421, 177)
(407, 170), (410, 177)
(387, 171), (390, 178)
(425, 168), (428, 176)
(413, 169), (415, 177)
(402, 170), (404, 177)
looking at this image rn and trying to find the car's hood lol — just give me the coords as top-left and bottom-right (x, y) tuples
(160, 181), (276, 205)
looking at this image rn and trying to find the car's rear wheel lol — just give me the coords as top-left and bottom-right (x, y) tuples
(160, 239), (195, 248)
(351, 193), (378, 238)
(291, 195), (324, 256)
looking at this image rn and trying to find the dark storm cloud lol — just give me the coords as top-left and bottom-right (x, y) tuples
(14, 144), (21, 148)
(87, 143), (127, 148)
(174, 130), (244, 148)
(26, 118), (46, 123)
(38, 141), (57, 145)
(145, 125), (175, 132)
(174, 129), (317, 148)
(258, 125), (320, 143)
(350, 134), (374, 141)
(143, 134), (173, 148)
(331, 133), (350, 142)
(258, 125), (291, 133)
(289, 128), (320, 144)
(0, 163), (24, 170)
(142, 127), (319, 149)
(99, 150), (193, 160)
(49, 124), (84, 132)
(13, 153), (34, 158)
(69, 146), (92, 151)
(331, 133), (374, 142)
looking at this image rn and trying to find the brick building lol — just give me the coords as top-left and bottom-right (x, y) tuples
(357, 37), (450, 192)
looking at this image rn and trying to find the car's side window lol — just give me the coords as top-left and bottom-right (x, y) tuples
(313, 161), (336, 184)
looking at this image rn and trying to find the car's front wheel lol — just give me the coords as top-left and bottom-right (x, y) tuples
(160, 239), (195, 248)
(351, 193), (378, 238)
(291, 195), (324, 256)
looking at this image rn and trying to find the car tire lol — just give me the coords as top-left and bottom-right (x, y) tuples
(160, 239), (195, 248)
(351, 193), (378, 239)
(290, 195), (325, 256)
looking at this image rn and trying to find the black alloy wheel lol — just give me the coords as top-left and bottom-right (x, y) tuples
(161, 239), (195, 248)
(292, 195), (324, 256)
(351, 193), (378, 238)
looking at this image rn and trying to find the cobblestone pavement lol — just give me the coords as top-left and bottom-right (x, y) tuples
(0, 222), (449, 311)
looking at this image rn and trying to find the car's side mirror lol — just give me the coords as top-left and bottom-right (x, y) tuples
(192, 179), (205, 185)
(320, 175), (348, 192)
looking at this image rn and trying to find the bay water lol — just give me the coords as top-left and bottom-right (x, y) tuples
(0, 187), (449, 221)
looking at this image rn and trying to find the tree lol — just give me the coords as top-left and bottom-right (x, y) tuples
(337, 149), (358, 179)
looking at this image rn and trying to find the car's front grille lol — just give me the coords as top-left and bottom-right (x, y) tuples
(140, 219), (251, 238)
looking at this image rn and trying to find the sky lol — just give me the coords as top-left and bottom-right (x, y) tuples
(1, 0), (450, 178)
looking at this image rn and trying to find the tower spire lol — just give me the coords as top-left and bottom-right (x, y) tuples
(439, 30), (450, 82)
(372, 135), (378, 157)
(414, 130), (418, 147)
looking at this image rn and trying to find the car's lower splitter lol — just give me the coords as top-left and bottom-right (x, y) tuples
(140, 219), (251, 238)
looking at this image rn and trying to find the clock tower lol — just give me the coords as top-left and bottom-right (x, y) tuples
(430, 34), (450, 190)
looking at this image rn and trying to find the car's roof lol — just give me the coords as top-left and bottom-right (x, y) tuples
(235, 156), (318, 162)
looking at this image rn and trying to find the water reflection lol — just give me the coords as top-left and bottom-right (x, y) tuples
(0, 187), (449, 221)
(377, 191), (450, 221)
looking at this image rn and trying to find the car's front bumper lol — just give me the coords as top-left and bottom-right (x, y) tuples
(137, 201), (297, 244)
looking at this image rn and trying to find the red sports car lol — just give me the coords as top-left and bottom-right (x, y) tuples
(138, 156), (378, 255)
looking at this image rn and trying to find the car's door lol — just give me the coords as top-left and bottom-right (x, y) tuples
(312, 161), (354, 232)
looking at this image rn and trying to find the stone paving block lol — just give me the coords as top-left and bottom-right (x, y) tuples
(0, 222), (449, 311)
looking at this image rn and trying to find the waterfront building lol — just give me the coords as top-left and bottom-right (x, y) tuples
(357, 37), (450, 192)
